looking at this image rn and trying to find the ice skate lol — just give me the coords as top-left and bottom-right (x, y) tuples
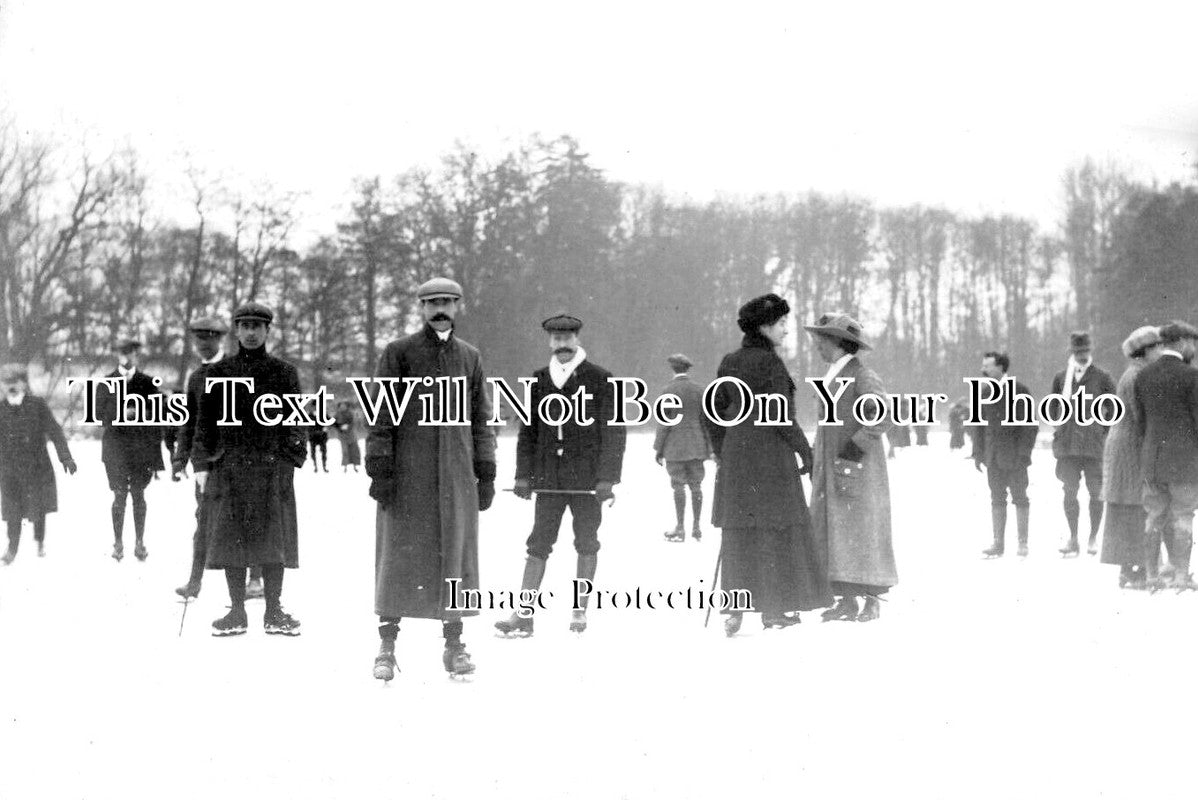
(133, 541), (148, 562)
(762, 613), (800, 630)
(1, 547), (15, 566)
(724, 612), (743, 637)
(821, 596), (859, 622)
(1086, 533), (1099, 555)
(857, 596), (882, 623)
(691, 526), (702, 542)
(264, 608), (302, 636)
(1059, 538), (1079, 558)
(212, 607), (248, 637)
(175, 580), (201, 599)
(111, 541), (124, 562)
(36, 542), (45, 558)
(494, 614), (534, 637)
(664, 526), (684, 543)
(981, 542), (1004, 559)
(443, 642), (475, 679)
(373, 640), (398, 683)
(569, 610), (588, 633)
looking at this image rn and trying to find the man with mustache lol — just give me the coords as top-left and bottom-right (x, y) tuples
(367, 278), (497, 680)
(495, 314), (626, 637)
(0, 363), (76, 564)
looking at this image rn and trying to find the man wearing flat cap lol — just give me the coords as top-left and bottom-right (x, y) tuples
(1050, 331), (1117, 557)
(806, 312), (897, 623)
(1132, 321), (1198, 590)
(653, 353), (711, 542)
(495, 313), (626, 637)
(96, 338), (167, 562)
(195, 301), (307, 636)
(1, 364), (76, 564)
(171, 316), (263, 600)
(366, 277), (497, 680)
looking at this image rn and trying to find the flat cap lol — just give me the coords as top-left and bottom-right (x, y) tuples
(417, 277), (463, 301)
(542, 314), (583, 333)
(1159, 320), (1198, 344)
(113, 338), (142, 354)
(1122, 325), (1161, 358)
(804, 311), (872, 350)
(189, 316), (229, 334)
(0, 363), (28, 383)
(231, 301), (274, 324)
(1069, 331), (1093, 351)
(667, 353), (693, 370)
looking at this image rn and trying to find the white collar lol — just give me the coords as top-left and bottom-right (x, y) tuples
(672, 372), (689, 380)
(821, 353), (854, 383)
(118, 364), (136, 380)
(1161, 349), (1184, 360)
(549, 347), (587, 389)
(4, 392), (24, 406)
(436, 329), (452, 342)
(201, 351), (223, 365)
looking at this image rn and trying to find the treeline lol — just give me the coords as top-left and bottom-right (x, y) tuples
(2, 117), (1195, 424)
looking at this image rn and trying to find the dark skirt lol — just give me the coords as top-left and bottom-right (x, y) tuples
(339, 434), (361, 465)
(721, 524), (832, 616)
(1100, 502), (1145, 568)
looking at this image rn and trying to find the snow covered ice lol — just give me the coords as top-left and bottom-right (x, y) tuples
(2, 431), (1196, 799)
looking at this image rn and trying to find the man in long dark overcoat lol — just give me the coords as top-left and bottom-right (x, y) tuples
(1, 364), (76, 563)
(494, 313), (626, 637)
(975, 352), (1038, 558)
(1051, 331), (1117, 556)
(366, 277), (497, 680)
(97, 339), (166, 562)
(1132, 321), (1198, 590)
(195, 302), (307, 636)
(807, 313), (897, 623)
(653, 353), (711, 541)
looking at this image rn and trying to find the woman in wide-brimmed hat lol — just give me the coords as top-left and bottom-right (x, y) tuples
(1100, 325), (1164, 588)
(703, 294), (832, 636)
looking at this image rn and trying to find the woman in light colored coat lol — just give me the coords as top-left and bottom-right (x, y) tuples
(806, 313), (897, 623)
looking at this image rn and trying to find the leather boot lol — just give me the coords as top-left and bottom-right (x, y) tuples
(1087, 499), (1103, 555)
(373, 638), (398, 682)
(1168, 530), (1196, 591)
(983, 505), (1006, 558)
(571, 553), (598, 633)
(494, 556), (546, 636)
(1145, 525), (1165, 591)
(1060, 499), (1080, 556)
(1016, 505), (1030, 557)
(821, 595), (859, 622)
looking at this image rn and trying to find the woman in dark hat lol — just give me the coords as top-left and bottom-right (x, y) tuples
(1100, 325), (1163, 588)
(703, 294), (832, 635)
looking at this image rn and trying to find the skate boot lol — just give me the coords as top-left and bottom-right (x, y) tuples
(443, 642), (475, 679)
(857, 596), (881, 623)
(1, 547), (15, 566)
(111, 541), (124, 562)
(571, 553), (598, 634)
(981, 541), (1004, 558)
(175, 581), (201, 600)
(821, 595), (859, 622)
(134, 541), (148, 562)
(493, 615), (534, 637)
(373, 639), (398, 682)
(664, 526), (685, 543)
(569, 610), (588, 633)
(983, 506), (1006, 558)
(245, 576), (265, 600)
(1087, 532), (1099, 556)
(724, 612), (743, 637)
(264, 607), (302, 636)
(1016, 506), (1029, 558)
(763, 613), (801, 630)
(37, 542), (45, 558)
(212, 606), (248, 637)
(1167, 534), (1195, 592)
(1059, 537), (1080, 558)
(691, 525), (702, 542)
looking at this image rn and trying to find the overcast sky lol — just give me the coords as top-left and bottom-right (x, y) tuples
(2, 0), (1195, 241)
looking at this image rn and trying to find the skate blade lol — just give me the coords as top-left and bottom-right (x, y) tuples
(493, 630), (533, 639)
(211, 628), (247, 637)
(448, 672), (475, 682)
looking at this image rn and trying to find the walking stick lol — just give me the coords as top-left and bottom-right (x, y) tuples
(704, 537), (724, 629)
(177, 597), (191, 637)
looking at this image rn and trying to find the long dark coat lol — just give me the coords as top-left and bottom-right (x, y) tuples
(810, 357), (898, 589)
(1101, 361), (1150, 566)
(194, 345), (306, 569)
(976, 379), (1037, 469)
(0, 396), (72, 521)
(1051, 363), (1117, 461)
(1132, 353), (1198, 484)
(704, 331), (831, 613)
(515, 359), (625, 489)
(368, 326), (497, 621)
(97, 370), (166, 473)
(652, 374), (711, 462)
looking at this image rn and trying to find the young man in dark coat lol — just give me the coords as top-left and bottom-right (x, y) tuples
(194, 302), (307, 636)
(366, 277), (498, 680)
(1051, 331), (1117, 556)
(97, 339), (166, 562)
(653, 353), (712, 541)
(975, 352), (1038, 558)
(1, 364), (76, 563)
(1132, 321), (1198, 590)
(308, 422), (329, 473)
(495, 313), (626, 637)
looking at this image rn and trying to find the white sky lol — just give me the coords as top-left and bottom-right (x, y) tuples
(1, 0), (1195, 242)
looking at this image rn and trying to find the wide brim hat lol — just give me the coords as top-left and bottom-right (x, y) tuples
(804, 312), (872, 350)
(417, 277), (463, 301)
(231, 301), (274, 324)
(1122, 325), (1161, 358)
(542, 314), (583, 333)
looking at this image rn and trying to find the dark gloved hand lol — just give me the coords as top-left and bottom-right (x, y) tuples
(62, 458), (77, 476)
(369, 478), (395, 507)
(366, 455), (396, 507)
(655, 452), (664, 466)
(478, 482), (495, 511)
(595, 481), (615, 503)
(513, 479), (532, 500)
(838, 440), (866, 463)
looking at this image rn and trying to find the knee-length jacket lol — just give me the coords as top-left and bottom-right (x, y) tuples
(1101, 362), (1148, 504)
(367, 325), (497, 620)
(704, 331), (813, 529)
(0, 395), (72, 521)
(194, 345), (306, 568)
(97, 369), (165, 473)
(810, 356), (898, 588)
